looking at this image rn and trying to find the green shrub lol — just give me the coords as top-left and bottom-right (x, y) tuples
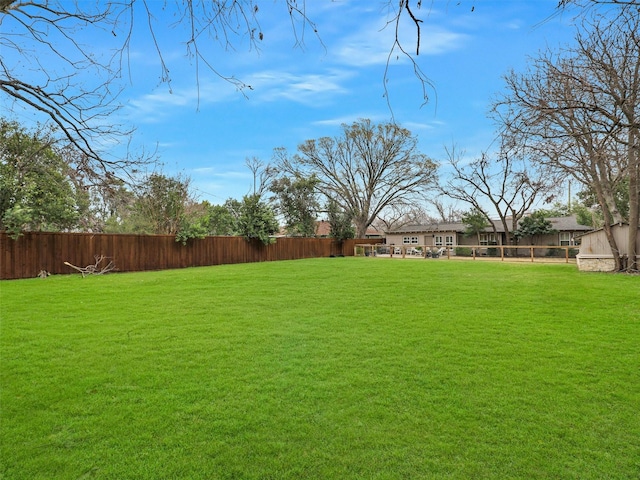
(455, 247), (473, 256)
(546, 245), (563, 257)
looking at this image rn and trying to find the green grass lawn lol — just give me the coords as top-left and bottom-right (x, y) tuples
(1, 258), (639, 479)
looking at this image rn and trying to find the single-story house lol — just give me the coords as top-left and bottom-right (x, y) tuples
(576, 223), (640, 272)
(384, 216), (592, 255)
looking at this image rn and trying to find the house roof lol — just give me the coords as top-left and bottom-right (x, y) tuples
(365, 225), (384, 237)
(390, 222), (468, 234)
(547, 216), (593, 232)
(386, 216), (592, 235)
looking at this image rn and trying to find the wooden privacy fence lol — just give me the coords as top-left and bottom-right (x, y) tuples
(0, 232), (383, 280)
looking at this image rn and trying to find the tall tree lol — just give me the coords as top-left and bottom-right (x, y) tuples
(270, 175), (320, 237)
(496, 8), (639, 270)
(278, 119), (437, 238)
(429, 197), (464, 223)
(236, 193), (279, 245)
(461, 209), (490, 244)
(0, 119), (86, 237)
(130, 173), (194, 235)
(326, 198), (355, 242)
(513, 211), (556, 245)
(205, 201), (239, 236)
(95, 179), (137, 233)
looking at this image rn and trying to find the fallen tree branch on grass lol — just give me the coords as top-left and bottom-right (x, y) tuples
(64, 255), (116, 277)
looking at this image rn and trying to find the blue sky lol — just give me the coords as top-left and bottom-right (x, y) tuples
(5, 0), (579, 208)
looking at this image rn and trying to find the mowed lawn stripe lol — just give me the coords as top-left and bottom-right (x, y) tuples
(1, 258), (639, 479)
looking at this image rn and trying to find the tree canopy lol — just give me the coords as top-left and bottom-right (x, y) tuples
(278, 119), (437, 238)
(513, 212), (556, 245)
(270, 174), (320, 237)
(236, 193), (279, 245)
(461, 209), (490, 242)
(0, 119), (87, 237)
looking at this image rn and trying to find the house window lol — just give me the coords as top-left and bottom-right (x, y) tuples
(445, 235), (454, 246)
(479, 233), (496, 245)
(434, 235), (443, 246)
(403, 236), (410, 244)
(411, 236), (418, 244)
(559, 232), (572, 246)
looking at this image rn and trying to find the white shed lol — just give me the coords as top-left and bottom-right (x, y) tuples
(576, 223), (640, 272)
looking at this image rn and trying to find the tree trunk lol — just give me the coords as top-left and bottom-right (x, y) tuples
(498, 216), (511, 246)
(586, 147), (624, 270)
(355, 220), (368, 239)
(628, 137), (639, 271)
(593, 181), (623, 271)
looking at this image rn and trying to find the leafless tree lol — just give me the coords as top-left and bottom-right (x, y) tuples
(429, 197), (463, 223)
(373, 202), (433, 232)
(374, 197), (461, 233)
(277, 119), (438, 238)
(495, 8), (639, 270)
(441, 144), (560, 245)
(245, 157), (277, 198)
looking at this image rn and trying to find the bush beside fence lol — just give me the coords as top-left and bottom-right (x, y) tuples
(0, 232), (383, 280)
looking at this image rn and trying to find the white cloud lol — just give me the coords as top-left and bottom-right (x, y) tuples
(125, 66), (354, 123)
(505, 20), (524, 30)
(124, 75), (245, 123)
(313, 113), (390, 127)
(245, 69), (354, 105)
(191, 167), (249, 179)
(332, 16), (469, 68)
(403, 120), (441, 132)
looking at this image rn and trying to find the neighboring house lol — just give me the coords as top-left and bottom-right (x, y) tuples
(315, 220), (331, 238)
(384, 216), (592, 254)
(576, 223), (640, 272)
(364, 225), (385, 239)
